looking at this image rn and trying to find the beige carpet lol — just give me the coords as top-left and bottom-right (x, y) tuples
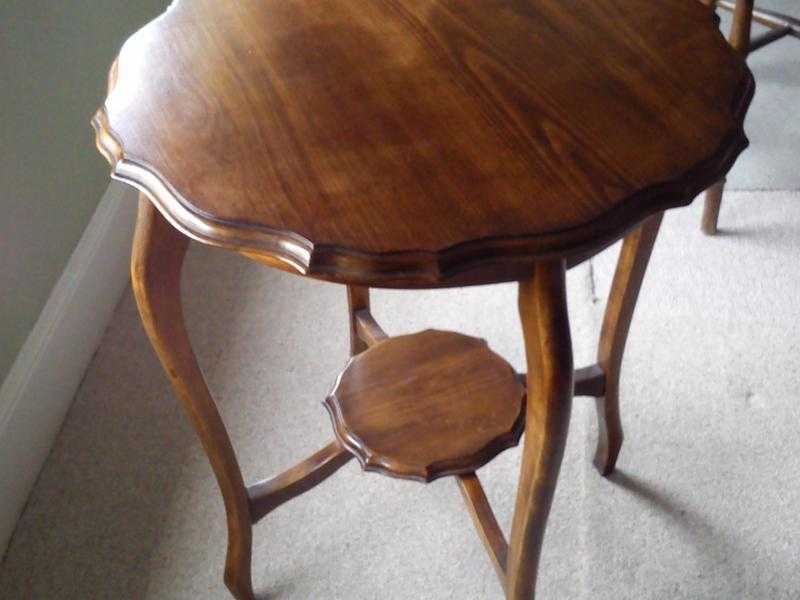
(1, 191), (799, 599)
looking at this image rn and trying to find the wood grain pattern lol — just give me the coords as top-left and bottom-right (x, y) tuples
(324, 330), (525, 482)
(130, 198), (254, 600)
(94, 0), (753, 287)
(507, 260), (573, 600)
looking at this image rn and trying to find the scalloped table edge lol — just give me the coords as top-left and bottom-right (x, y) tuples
(92, 68), (754, 289)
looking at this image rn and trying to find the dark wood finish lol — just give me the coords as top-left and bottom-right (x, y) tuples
(573, 365), (606, 398)
(131, 198), (254, 600)
(94, 0), (752, 287)
(507, 261), (573, 600)
(457, 473), (508, 591)
(749, 26), (792, 52)
(518, 363), (605, 398)
(324, 330), (525, 482)
(247, 441), (352, 523)
(702, 0), (755, 235)
(594, 212), (663, 476)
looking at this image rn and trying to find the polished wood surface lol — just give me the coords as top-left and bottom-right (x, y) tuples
(324, 330), (525, 482)
(507, 261), (573, 600)
(95, 0), (752, 286)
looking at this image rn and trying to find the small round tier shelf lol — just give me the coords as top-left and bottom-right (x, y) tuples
(324, 330), (525, 482)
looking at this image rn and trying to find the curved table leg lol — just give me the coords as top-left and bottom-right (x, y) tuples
(506, 260), (574, 600)
(594, 212), (663, 476)
(131, 196), (255, 600)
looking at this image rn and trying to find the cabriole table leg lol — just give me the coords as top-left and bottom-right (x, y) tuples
(506, 260), (574, 600)
(131, 196), (255, 600)
(594, 212), (663, 476)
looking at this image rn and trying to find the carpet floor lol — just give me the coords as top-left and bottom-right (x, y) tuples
(1, 191), (798, 599)
(1, 7), (799, 599)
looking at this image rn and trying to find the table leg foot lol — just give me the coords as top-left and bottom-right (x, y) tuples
(225, 556), (256, 600)
(225, 564), (256, 600)
(593, 396), (623, 476)
(506, 260), (573, 600)
(701, 179), (725, 235)
(595, 213), (663, 476)
(131, 196), (255, 600)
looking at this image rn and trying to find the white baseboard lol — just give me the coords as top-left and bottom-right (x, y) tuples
(0, 182), (138, 557)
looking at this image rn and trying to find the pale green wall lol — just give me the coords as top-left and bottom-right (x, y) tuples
(0, 1), (167, 382)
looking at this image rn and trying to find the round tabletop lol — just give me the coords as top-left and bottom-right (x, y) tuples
(94, 0), (753, 287)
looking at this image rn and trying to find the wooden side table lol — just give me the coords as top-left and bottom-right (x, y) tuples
(92, 1), (753, 598)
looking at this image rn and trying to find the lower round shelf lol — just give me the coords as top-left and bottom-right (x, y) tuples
(324, 329), (525, 482)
